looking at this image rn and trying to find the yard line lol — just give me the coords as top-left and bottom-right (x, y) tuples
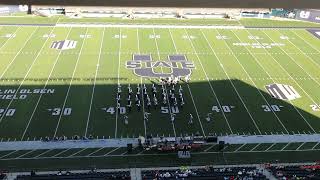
(21, 27), (73, 140)
(264, 143), (276, 151)
(67, 148), (87, 157)
(0, 26), (55, 124)
(0, 27), (20, 51)
(168, 28), (207, 136)
(286, 31), (320, 73)
(153, 28), (176, 137)
(296, 142), (306, 150)
(281, 143), (290, 151)
(103, 147), (121, 156)
(262, 31), (318, 133)
(250, 143), (261, 151)
(204, 144), (217, 152)
(0, 27), (36, 80)
(0, 150), (17, 159)
(86, 147), (105, 156)
(34, 149), (53, 158)
(84, 27), (105, 137)
(234, 144), (246, 152)
(52, 149), (71, 157)
(15, 149), (36, 159)
(312, 142), (320, 150)
(216, 29), (274, 134)
(53, 28), (89, 138)
(242, 29), (319, 134)
(230, 30), (289, 134)
(136, 28), (147, 137)
(115, 28), (122, 138)
(201, 29), (261, 134)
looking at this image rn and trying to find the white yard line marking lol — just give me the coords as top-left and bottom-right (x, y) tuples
(262, 31), (318, 133)
(201, 29), (260, 134)
(0, 150), (17, 159)
(169, 28), (206, 136)
(231, 29), (289, 134)
(265, 143), (276, 151)
(67, 148), (87, 157)
(0, 27), (55, 124)
(136, 28), (147, 137)
(115, 28), (122, 138)
(85, 27), (106, 137)
(0, 27), (36, 81)
(311, 142), (320, 150)
(53, 28), (89, 138)
(153, 28), (176, 137)
(234, 144), (247, 152)
(21, 27), (73, 140)
(296, 142), (306, 150)
(52, 149), (71, 157)
(86, 147), (105, 156)
(15, 149), (36, 159)
(34, 149), (53, 158)
(0, 27), (20, 51)
(281, 143), (290, 151)
(214, 29), (266, 134)
(250, 143), (261, 151)
(103, 147), (121, 156)
(204, 144), (217, 152)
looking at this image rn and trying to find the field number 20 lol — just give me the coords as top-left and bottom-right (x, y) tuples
(262, 105), (283, 112)
(0, 109), (15, 117)
(310, 104), (320, 111)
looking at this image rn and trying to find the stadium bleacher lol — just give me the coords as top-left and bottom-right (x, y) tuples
(142, 166), (266, 179)
(15, 170), (131, 180)
(268, 164), (320, 179)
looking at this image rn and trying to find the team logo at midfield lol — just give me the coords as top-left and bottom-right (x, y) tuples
(50, 40), (77, 50)
(126, 54), (195, 78)
(265, 83), (301, 101)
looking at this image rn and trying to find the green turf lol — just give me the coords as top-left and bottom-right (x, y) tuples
(0, 17), (320, 170)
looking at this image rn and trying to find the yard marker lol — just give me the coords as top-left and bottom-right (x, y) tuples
(54, 28), (89, 138)
(84, 27), (106, 137)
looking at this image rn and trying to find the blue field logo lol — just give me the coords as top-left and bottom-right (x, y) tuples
(50, 40), (77, 50)
(126, 54), (195, 78)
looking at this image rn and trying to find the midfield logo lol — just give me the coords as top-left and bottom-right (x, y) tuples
(50, 40), (77, 50)
(265, 83), (301, 101)
(126, 54), (195, 78)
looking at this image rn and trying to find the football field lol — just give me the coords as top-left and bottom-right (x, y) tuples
(0, 25), (320, 142)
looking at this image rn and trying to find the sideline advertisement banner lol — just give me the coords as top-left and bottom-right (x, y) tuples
(295, 9), (320, 23)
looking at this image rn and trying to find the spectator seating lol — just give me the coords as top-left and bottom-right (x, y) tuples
(16, 171), (130, 180)
(142, 166), (266, 179)
(269, 165), (320, 179)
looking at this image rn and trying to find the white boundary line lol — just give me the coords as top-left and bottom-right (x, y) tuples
(53, 28), (89, 137)
(84, 27), (106, 137)
(0, 26), (55, 124)
(21, 27), (73, 140)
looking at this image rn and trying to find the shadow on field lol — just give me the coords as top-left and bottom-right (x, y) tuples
(0, 78), (318, 140)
